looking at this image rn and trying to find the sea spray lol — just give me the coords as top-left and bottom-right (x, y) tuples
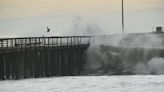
(148, 57), (164, 74)
(70, 16), (101, 36)
(83, 33), (164, 75)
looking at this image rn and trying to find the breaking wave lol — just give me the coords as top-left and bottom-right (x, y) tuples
(82, 33), (164, 75)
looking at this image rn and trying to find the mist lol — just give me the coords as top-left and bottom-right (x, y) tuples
(83, 33), (164, 75)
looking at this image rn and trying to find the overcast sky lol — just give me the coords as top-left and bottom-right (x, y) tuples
(0, 0), (164, 37)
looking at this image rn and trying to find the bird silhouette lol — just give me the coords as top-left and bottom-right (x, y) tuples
(47, 26), (50, 32)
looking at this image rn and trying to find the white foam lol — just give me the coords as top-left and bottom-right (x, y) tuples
(148, 57), (164, 74)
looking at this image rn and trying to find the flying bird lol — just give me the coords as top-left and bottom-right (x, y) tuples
(47, 26), (50, 32)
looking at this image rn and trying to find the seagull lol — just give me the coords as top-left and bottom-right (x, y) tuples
(47, 26), (50, 32)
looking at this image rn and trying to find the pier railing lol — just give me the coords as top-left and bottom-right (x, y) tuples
(0, 36), (91, 49)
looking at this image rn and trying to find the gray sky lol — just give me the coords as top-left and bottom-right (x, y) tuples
(0, 0), (164, 37)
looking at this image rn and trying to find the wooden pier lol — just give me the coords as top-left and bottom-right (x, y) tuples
(0, 36), (91, 80)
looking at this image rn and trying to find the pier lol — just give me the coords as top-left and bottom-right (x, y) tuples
(0, 36), (91, 80)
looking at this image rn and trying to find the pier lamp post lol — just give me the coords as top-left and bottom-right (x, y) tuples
(122, 0), (124, 33)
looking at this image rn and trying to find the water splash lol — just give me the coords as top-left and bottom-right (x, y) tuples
(83, 33), (164, 75)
